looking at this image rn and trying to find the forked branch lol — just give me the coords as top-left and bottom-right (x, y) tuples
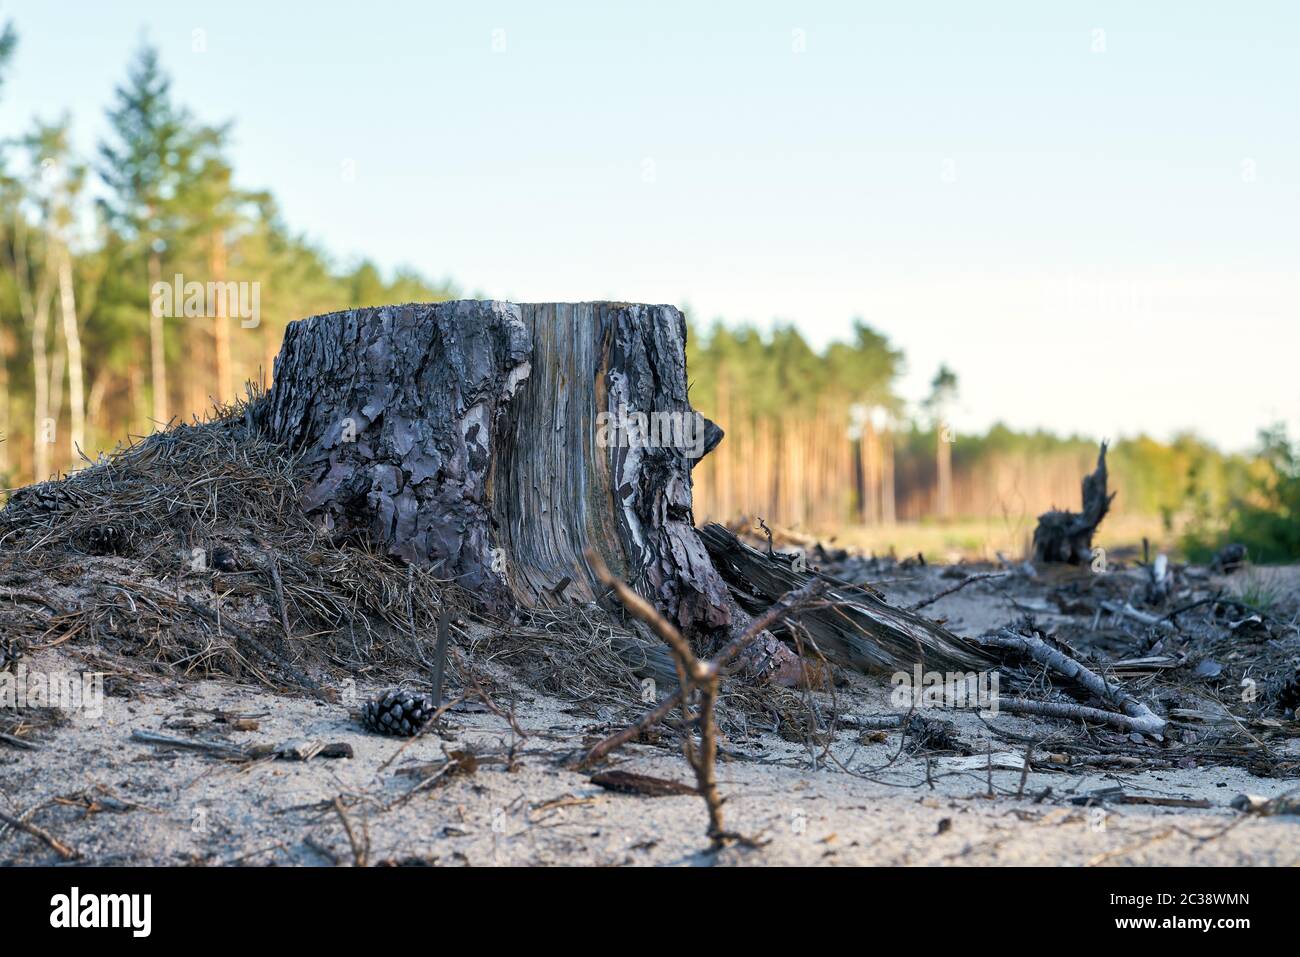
(582, 551), (826, 845)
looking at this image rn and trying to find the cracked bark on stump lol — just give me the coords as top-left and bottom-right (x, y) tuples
(1031, 441), (1115, 565)
(256, 300), (800, 683)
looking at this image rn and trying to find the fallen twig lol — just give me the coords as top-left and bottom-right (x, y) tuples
(589, 770), (698, 797)
(332, 796), (368, 867)
(0, 807), (80, 860)
(977, 629), (1167, 737)
(130, 729), (248, 760)
(908, 572), (1009, 612)
(1100, 600), (1178, 633)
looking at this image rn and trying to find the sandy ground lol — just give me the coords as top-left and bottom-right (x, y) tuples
(3, 631), (1298, 866)
(3, 563), (1298, 867)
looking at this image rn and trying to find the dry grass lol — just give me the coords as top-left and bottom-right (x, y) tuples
(0, 395), (629, 708)
(807, 513), (1177, 564)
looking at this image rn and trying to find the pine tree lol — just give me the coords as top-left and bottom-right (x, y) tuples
(97, 45), (211, 429)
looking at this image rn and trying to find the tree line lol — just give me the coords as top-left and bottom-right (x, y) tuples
(685, 317), (1294, 560)
(0, 32), (453, 485)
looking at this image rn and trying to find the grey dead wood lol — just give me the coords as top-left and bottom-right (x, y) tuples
(256, 300), (798, 680)
(1031, 442), (1115, 564)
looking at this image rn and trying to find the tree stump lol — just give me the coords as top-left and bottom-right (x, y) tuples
(257, 301), (794, 676)
(1031, 442), (1115, 564)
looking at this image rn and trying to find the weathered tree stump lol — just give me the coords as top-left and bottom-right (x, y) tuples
(257, 301), (796, 678)
(1031, 442), (1115, 564)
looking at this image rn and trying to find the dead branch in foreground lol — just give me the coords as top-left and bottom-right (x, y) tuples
(975, 629), (1167, 738)
(986, 698), (1166, 736)
(583, 550), (826, 846)
(573, 571), (828, 773)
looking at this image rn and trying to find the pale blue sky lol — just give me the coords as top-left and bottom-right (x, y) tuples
(2, 1), (1297, 450)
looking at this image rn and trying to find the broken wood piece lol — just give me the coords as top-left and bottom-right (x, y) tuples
(1071, 789), (1211, 810)
(1032, 442), (1115, 564)
(131, 730), (351, 762)
(937, 752), (1027, 772)
(589, 770), (699, 797)
(130, 729), (248, 760)
(1118, 795), (1212, 810)
(700, 523), (994, 674)
(246, 739), (355, 761)
(990, 698), (1163, 736)
(1230, 792), (1300, 816)
(1101, 600), (1178, 633)
(854, 714), (909, 730)
(976, 629), (1167, 737)
(0, 731), (39, 751)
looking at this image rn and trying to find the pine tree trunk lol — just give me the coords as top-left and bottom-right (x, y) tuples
(148, 251), (167, 429)
(57, 248), (86, 459)
(936, 421), (953, 521)
(211, 229), (233, 403)
(256, 301), (794, 672)
(881, 427), (896, 524)
(0, 321), (10, 481)
(31, 282), (51, 482)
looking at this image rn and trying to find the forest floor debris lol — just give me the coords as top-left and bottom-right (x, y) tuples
(2, 638), (1297, 866)
(1, 411), (1297, 864)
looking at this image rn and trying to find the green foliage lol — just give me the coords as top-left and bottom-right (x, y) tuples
(0, 20), (15, 99)
(1183, 425), (1300, 564)
(923, 363), (958, 423)
(686, 316), (902, 424)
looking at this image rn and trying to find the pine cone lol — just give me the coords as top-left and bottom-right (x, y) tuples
(360, 688), (438, 737)
(1274, 669), (1300, 717)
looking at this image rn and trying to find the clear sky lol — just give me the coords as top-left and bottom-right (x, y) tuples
(2, 1), (1296, 451)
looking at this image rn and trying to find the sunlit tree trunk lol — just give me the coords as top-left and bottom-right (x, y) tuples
(861, 419), (879, 524)
(211, 228), (232, 403)
(0, 322), (10, 482)
(11, 219), (54, 482)
(147, 249), (167, 428)
(936, 420), (953, 520)
(56, 248), (85, 459)
(31, 286), (52, 481)
(85, 370), (108, 444)
(128, 364), (144, 437)
(881, 427), (896, 524)
(47, 321), (65, 466)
